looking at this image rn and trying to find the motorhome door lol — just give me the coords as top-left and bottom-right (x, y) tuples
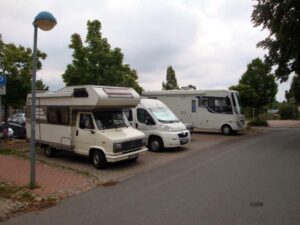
(74, 113), (96, 155)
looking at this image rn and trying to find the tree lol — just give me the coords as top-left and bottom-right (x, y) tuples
(230, 83), (258, 108)
(0, 34), (46, 120)
(162, 66), (179, 90)
(36, 79), (49, 91)
(181, 84), (196, 90)
(230, 58), (278, 119)
(252, 0), (300, 82)
(286, 74), (300, 104)
(62, 20), (143, 94)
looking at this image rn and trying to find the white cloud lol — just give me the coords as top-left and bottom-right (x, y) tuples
(0, 0), (290, 101)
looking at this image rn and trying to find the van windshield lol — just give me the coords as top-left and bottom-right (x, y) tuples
(148, 107), (180, 123)
(231, 92), (242, 115)
(93, 110), (129, 129)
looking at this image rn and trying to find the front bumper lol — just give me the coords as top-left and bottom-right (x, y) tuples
(162, 130), (190, 148)
(105, 147), (148, 162)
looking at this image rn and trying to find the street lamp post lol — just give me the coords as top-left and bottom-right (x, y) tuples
(30, 11), (57, 189)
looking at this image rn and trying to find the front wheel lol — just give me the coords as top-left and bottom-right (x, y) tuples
(148, 137), (164, 152)
(91, 150), (107, 169)
(221, 125), (232, 135)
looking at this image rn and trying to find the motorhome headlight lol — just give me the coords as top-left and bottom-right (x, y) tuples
(159, 124), (173, 132)
(113, 143), (122, 151)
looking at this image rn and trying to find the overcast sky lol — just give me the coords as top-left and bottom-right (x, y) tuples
(0, 0), (292, 101)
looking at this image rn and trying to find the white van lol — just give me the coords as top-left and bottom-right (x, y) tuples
(26, 85), (148, 169)
(143, 89), (246, 135)
(124, 98), (190, 151)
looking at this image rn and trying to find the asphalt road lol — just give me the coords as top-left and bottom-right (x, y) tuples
(5, 128), (300, 225)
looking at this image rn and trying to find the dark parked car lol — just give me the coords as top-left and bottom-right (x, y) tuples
(8, 123), (26, 138)
(8, 113), (26, 138)
(0, 124), (14, 139)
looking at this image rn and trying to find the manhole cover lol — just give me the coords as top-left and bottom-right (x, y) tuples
(249, 201), (264, 207)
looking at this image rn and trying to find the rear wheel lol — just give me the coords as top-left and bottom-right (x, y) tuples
(221, 125), (232, 135)
(148, 137), (164, 152)
(44, 146), (56, 158)
(91, 150), (107, 169)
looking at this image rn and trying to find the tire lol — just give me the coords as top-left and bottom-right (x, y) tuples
(148, 137), (164, 152)
(44, 146), (56, 158)
(91, 150), (107, 169)
(221, 125), (232, 135)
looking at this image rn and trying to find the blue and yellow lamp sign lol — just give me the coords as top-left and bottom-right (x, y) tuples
(0, 74), (6, 95)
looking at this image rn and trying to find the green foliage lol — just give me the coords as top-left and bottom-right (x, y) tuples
(0, 34), (46, 111)
(252, 0), (300, 81)
(181, 84), (196, 90)
(286, 74), (300, 103)
(0, 181), (35, 202)
(230, 58), (278, 119)
(278, 103), (299, 119)
(259, 112), (280, 120)
(248, 119), (269, 127)
(62, 20), (143, 94)
(162, 66), (179, 90)
(229, 84), (258, 108)
(0, 148), (27, 159)
(36, 79), (49, 91)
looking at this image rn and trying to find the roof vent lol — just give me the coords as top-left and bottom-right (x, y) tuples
(73, 88), (88, 97)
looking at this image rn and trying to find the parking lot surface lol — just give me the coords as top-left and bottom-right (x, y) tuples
(0, 129), (257, 221)
(35, 131), (246, 184)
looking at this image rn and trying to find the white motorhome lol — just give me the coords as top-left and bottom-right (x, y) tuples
(26, 85), (147, 169)
(124, 98), (190, 152)
(143, 89), (246, 135)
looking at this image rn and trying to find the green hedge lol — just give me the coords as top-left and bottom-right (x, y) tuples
(278, 103), (299, 119)
(248, 120), (269, 127)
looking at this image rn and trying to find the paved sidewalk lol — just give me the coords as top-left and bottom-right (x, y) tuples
(0, 155), (94, 196)
(267, 120), (300, 128)
(0, 153), (96, 221)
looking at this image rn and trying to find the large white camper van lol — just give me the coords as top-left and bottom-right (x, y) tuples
(143, 89), (246, 134)
(124, 98), (190, 152)
(26, 85), (147, 169)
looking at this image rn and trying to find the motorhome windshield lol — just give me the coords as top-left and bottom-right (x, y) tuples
(148, 107), (180, 123)
(93, 110), (129, 129)
(231, 92), (242, 115)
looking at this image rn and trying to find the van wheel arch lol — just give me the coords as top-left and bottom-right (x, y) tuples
(148, 135), (164, 152)
(221, 124), (232, 135)
(89, 148), (107, 169)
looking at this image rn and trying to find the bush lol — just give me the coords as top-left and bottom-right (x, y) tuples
(248, 120), (269, 126)
(259, 113), (280, 120)
(278, 103), (298, 119)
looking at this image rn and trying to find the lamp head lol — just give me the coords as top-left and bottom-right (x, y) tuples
(33, 11), (57, 31)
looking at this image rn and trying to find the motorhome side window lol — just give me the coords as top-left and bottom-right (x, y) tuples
(79, 114), (94, 129)
(191, 100), (197, 113)
(137, 108), (154, 124)
(198, 97), (232, 114)
(47, 107), (69, 125)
